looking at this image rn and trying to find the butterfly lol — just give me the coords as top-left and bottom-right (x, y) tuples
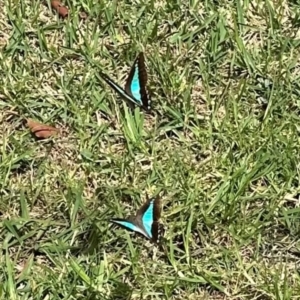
(110, 196), (162, 243)
(100, 52), (150, 110)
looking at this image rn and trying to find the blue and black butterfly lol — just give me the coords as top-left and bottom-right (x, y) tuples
(100, 52), (150, 111)
(110, 196), (161, 243)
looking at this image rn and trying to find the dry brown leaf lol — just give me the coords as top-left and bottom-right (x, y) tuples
(27, 119), (59, 139)
(51, 0), (69, 18)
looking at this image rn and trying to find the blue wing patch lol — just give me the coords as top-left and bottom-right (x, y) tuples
(141, 200), (154, 238)
(111, 219), (146, 236)
(129, 64), (142, 103)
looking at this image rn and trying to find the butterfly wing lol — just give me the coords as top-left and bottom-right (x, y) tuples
(110, 197), (161, 242)
(151, 197), (162, 243)
(124, 52), (150, 110)
(110, 218), (149, 238)
(99, 71), (141, 105)
(136, 197), (161, 242)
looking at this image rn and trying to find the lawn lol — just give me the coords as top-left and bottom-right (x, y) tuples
(1, 0), (300, 299)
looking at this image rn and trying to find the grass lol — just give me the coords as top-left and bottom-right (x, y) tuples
(1, 0), (300, 299)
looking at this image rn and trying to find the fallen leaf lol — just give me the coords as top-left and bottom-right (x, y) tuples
(27, 119), (59, 139)
(51, 0), (69, 18)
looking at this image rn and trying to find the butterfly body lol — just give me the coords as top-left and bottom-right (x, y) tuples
(100, 52), (150, 110)
(111, 197), (161, 243)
